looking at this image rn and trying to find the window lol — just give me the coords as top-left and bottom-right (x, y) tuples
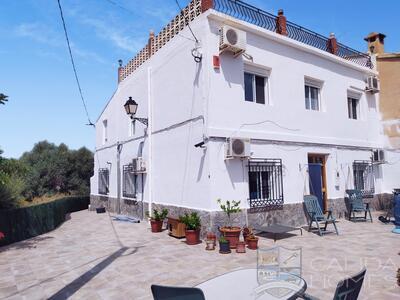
(102, 120), (108, 144)
(244, 72), (267, 104)
(353, 161), (374, 197)
(248, 159), (284, 209)
(98, 168), (109, 195)
(304, 85), (320, 111)
(348, 98), (359, 119)
(123, 164), (136, 198)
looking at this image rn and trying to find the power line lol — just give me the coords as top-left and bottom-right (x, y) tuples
(104, 0), (136, 15)
(174, 0), (199, 43)
(56, 0), (94, 126)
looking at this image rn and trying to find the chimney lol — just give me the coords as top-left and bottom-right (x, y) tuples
(364, 32), (386, 55)
(327, 33), (338, 55)
(148, 30), (155, 57)
(201, 0), (213, 12)
(276, 9), (287, 36)
(118, 59), (124, 83)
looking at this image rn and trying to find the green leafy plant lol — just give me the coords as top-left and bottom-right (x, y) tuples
(179, 212), (201, 230)
(152, 208), (168, 221)
(219, 235), (228, 243)
(217, 199), (241, 228)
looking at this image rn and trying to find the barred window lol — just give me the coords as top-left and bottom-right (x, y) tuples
(123, 164), (136, 198)
(98, 168), (109, 195)
(248, 159), (284, 209)
(353, 161), (374, 197)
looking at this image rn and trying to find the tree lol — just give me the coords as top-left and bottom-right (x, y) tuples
(0, 94), (8, 105)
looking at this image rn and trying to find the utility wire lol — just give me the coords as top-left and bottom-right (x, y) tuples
(57, 0), (94, 126)
(174, 0), (199, 43)
(104, 0), (136, 15)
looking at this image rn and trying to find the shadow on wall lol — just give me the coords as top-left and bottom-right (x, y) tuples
(225, 159), (246, 188)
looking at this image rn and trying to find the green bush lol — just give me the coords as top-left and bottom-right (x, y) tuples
(179, 212), (201, 230)
(0, 196), (89, 246)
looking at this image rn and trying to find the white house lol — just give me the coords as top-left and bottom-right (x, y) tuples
(90, 0), (400, 230)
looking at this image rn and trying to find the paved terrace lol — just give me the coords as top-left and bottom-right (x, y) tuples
(0, 210), (399, 300)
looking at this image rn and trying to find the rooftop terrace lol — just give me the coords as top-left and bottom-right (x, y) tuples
(118, 0), (372, 82)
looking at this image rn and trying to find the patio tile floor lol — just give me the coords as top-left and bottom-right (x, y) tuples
(0, 210), (399, 299)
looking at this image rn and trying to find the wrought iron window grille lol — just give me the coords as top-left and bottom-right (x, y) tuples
(353, 160), (375, 198)
(98, 168), (109, 195)
(122, 164), (137, 199)
(248, 159), (284, 210)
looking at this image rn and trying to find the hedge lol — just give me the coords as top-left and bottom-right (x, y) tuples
(0, 196), (89, 246)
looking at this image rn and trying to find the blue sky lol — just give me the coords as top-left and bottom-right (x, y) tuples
(0, 0), (398, 158)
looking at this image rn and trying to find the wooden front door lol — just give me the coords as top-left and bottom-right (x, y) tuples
(308, 154), (328, 212)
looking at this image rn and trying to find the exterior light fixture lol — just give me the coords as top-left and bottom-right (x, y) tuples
(124, 97), (148, 126)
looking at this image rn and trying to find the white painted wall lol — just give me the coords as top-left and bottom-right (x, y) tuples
(91, 10), (399, 212)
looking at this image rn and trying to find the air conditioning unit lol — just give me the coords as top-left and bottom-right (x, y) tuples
(372, 149), (385, 163)
(225, 138), (251, 159)
(219, 25), (246, 57)
(366, 76), (379, 93)
(132, 157), (146, 173)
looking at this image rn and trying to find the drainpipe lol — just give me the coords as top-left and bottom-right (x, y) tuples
(116, 142), (123, 214)
(147, 67), (153, 217)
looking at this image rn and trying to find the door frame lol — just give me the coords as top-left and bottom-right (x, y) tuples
(308, 153), (328, 212)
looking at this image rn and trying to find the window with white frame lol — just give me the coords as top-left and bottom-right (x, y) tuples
(102, 119), (108, 144)
(244, 72), (268, 104)
(348, 98), (359, 119)
(123, 164), (136, 198)
(304, 78), (322, 111)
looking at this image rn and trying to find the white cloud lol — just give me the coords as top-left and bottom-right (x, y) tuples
(78, 16), (144, 53)
(14, 22), (106, 64)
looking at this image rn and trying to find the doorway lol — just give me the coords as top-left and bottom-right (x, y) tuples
(308, 154), (328, 212)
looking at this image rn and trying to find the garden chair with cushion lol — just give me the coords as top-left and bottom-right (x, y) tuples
(345, 189), (373, 222)
(303, 195), (339, 236)
(301, 268), (366, 300)
(151, 284), (205, 300)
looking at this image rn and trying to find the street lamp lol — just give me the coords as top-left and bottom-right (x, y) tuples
(124, 97), (148, 126)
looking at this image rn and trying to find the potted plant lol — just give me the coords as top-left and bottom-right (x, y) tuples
(148, 208), (168, 233)
(179, 212), (201, 245)
(247, 233), (259, 250)
(236, 240), (246, 253)
(242, 226), (251, 244)
(205, 239), (215, 251)
(218, 235), (231, 254)
(217, 199), (242, 249)
(206, 231), (217, 246)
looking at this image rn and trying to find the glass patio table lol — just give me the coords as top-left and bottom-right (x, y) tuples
(195, 268), (307, 300)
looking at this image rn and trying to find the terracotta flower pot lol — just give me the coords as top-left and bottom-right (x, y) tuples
(150, 220), (163, 233)
(205, 239), (215, 251)
(219, 240), (231, 254)
(247, 238), (259, 250)
(236, 241), (246, 253)
(242, 227), (251, 244)
(219, 227), (241, 249)
(206, 232), (217, 246)
(185, 229), (200, 245)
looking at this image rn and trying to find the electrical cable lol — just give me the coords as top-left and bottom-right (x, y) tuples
(56, 0), (94, 127)
(174, 0), (199, 43)
(104, 0), (136, 15)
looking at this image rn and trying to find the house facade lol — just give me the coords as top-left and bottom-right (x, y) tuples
(90, 0), (399, 230)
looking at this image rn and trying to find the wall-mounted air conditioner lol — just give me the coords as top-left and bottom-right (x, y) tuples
(372, 149), (385, 164)
(132, 157), (146, 173)
(366, 76), (379, 94)
(219, 25), (246, 57)
(225, 138), (251, 159)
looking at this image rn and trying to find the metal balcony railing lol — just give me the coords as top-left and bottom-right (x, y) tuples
(213, 0), (372, 69)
